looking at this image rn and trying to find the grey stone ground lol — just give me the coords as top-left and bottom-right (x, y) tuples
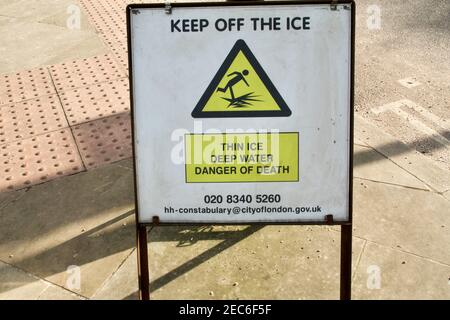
(0, 0), (449, 299)
(1, 116), (449, 300)
(0, 0), (107, 74)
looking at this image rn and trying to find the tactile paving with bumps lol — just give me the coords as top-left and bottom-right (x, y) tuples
(72, 113), (132, 169)
(0, 68), (56, 106)
(49, 54), (125, 93)
(59, 78), (129, 126)
(0, 129), (85, 192)
(80, 0), (128, 34)
(0, 1), (142, 193)
(0, 95), (68, 145)
(100, 37), (129, 72)
(79, 0), (145, 71)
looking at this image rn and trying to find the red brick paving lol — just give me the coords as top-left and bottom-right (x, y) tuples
(49, 53), (126, 93)
(0, 95), (68, 145)
(72, 113), (132, 169)
(0, 0), (143, 192)
(60, 78), (130, 126)
(0, 68), (55, 106)
(0, 129), (84, 192)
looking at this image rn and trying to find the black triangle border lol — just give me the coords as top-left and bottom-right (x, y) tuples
(191, 39), (292, 118)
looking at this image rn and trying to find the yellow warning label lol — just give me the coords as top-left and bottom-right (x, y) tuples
(185, 132), (299, 183)
(192, 39), (291, 118)
(203, 50), (281, 112)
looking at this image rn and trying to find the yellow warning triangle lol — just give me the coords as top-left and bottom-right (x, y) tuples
(192, 39), (291, 118)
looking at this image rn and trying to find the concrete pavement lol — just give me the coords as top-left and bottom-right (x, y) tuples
(0, 0), (107, 74)
(1, 115), (449, 300)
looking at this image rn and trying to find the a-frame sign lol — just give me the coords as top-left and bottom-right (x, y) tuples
(127, 0), (355, 301)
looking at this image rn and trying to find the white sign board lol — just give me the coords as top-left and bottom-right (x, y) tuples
(128, 1), (354, 224)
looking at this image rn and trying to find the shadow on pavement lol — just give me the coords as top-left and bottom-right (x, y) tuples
(0, 134), (446, 298)
(354, 133), (448, 167)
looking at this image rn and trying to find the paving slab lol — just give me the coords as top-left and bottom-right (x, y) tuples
(79, 0), (128, 38)
(353, 178), (450, 265)
(0, 20), (106, 75)
(0, 67), (55, 106)
(60, 78), (129, 125)
(94, 226), (365, 300)
(79, 0), (140, 72)
(0, 189), (25, 211)
(37, 3), (98, 33)
(0, 94), (68, 145)
(0, 260), (49, 300)
(354, 145), (428, 190)
(355, 115), (450, 193)
(49, 54), (126, 93)
(0, 161), (136, 297)
(0, 129), (84, 192)
(72, 113), (132, 169)
(0, 260), (83, 300)
(92, 249), (138, 300)
(105, 40), (128, 73)
(115, 158), (134, 171)
(37, 284), (84, 300)
(0, 1), (107, 74)
(0, 0), (91, 26)
(353, 242), (450, 300)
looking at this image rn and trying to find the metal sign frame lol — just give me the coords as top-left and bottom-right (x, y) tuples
(127, 0), (355, 300)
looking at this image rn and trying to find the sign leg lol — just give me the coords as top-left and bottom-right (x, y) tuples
(137, 224), (150, 300)
(340, 224), (352, 300)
